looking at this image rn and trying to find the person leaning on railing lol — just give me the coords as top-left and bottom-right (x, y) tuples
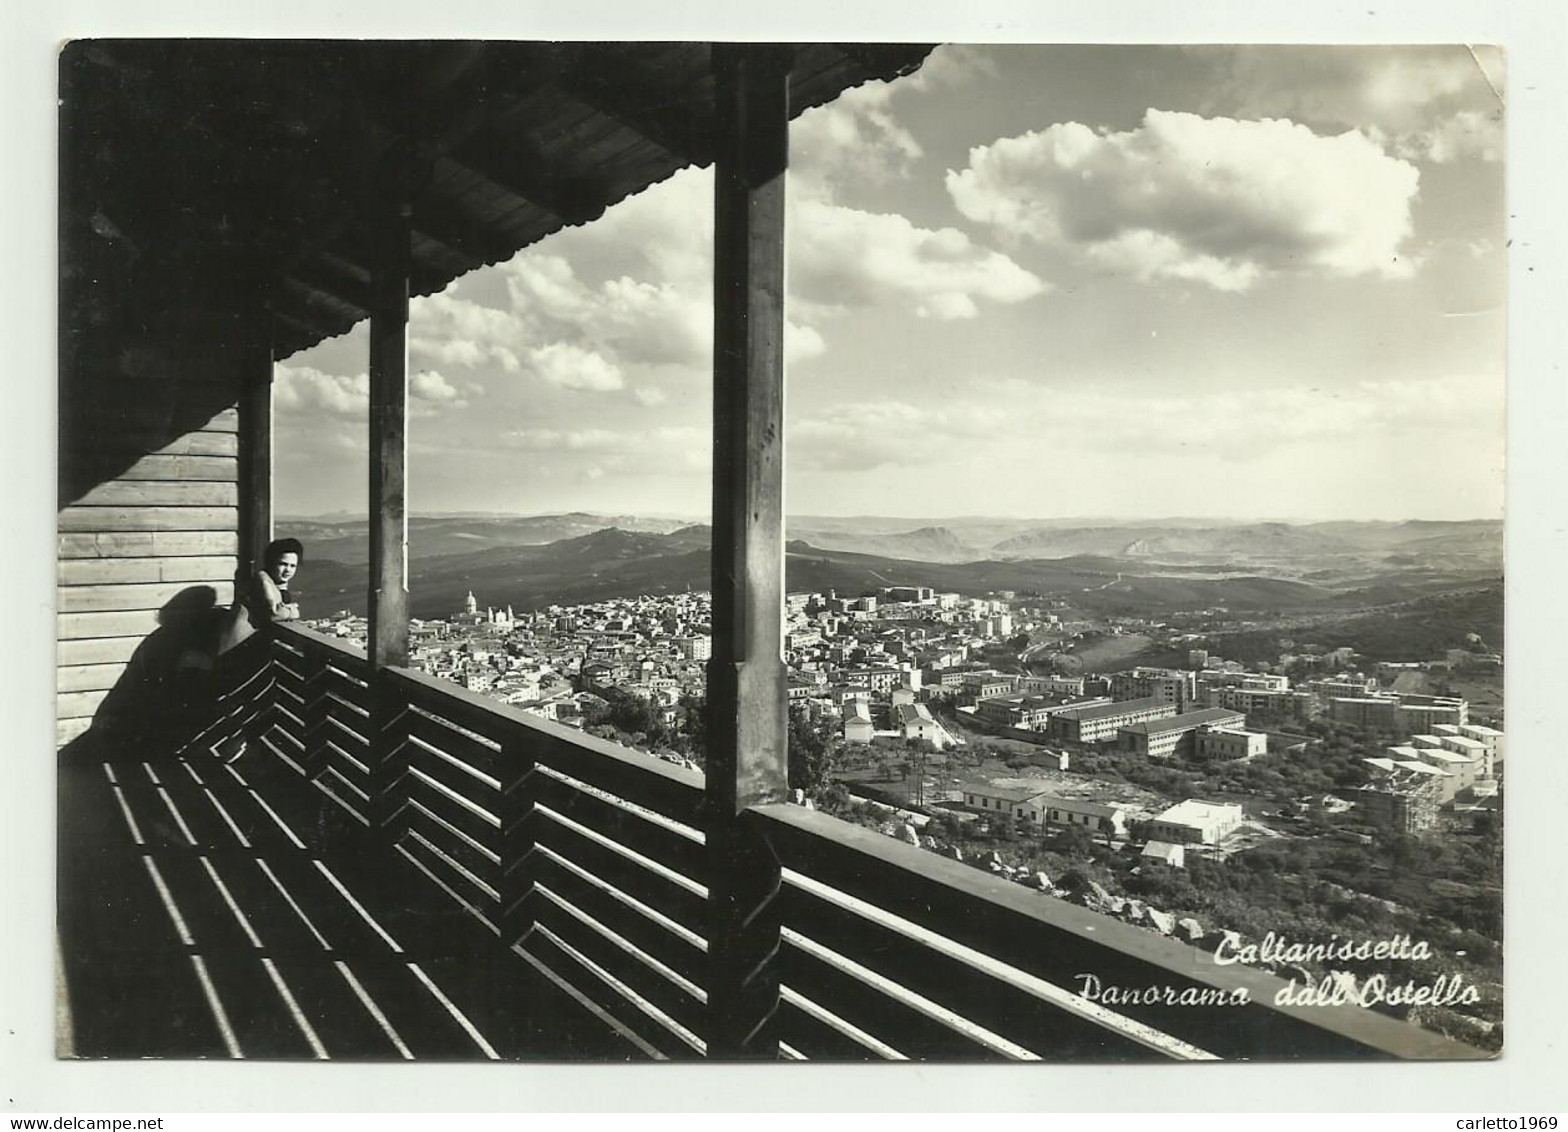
(165, 538), (304, 758)
(217, 537), (304, 655)
(201, 537), (304, 758)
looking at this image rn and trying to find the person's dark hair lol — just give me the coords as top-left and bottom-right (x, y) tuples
(264, 538), (304, 570)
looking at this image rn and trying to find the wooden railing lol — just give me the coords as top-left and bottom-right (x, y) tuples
(264, 623), (1487, 1063)
(269, 625), (374, 814)
(751, 804), (1485, 1061)
(268, 624), (711, 1058)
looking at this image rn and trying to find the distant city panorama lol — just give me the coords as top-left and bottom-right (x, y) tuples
(295, 510), (1504, 1050)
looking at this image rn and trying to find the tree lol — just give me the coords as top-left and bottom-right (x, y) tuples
(787, 711), (840, 797)
(1056, 824), (1095, 858)
(1057, 867), (1094, 900)
(678, 693), (708, 755)
(815, 781), (851, 815)
(987, 810), (1021, 842)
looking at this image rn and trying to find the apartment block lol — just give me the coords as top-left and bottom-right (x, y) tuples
(1118, 708), (1248, 759)
(1110, 667), (1197, 711)
(1215, 686), (1315, 720)
(1048, 697), (1178, 744)
(1196, 727), (1269, 761)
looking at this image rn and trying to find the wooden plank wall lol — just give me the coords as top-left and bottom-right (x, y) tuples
(56, 406), (241, 746)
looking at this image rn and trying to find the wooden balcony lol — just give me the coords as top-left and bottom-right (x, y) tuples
(57, 621), (1487, 1061)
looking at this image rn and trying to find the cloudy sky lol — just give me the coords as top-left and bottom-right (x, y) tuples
(275, 44), (1506, 523)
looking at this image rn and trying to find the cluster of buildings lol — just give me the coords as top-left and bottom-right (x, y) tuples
(779, 586), (1072, 752)
(1325, 688), (1472, 733)
(1356, 723), (1505, 831)
(960, 667), (1272, 763)
(309, 582), (1048, 750)
(989, 661), (1491, 766)
(958, 779), (1245, 856)
(308, 588), (714, 731)
(954, 647), (1504, 846)
(309, 580), (1504, 848)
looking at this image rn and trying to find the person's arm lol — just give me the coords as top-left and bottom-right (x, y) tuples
(256, 571), (297, 619)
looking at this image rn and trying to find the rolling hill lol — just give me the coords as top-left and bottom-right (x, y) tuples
(281, 512), (693, 564)
(289, 525), (1446, 621)
(787, 525), (981, 563)
(275, 512), (1502, 623)
(281, 512), (1501, 576)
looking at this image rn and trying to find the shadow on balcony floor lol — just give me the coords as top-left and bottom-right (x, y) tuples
(56, 728), (644, 1061)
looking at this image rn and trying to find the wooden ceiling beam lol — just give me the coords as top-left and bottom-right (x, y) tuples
(409, 194), (514, 269)
(280, 273), (371, 321)
(443, 46), (609, 226)
(313, 228), (450, 300)
(270, 285), (356, 340)
(556, 70), (717, 168)
(272, 309), (333, 352)
(285, 256), (375, 315)
(828, 42), (928, 81)
(448, 142), (609, 227)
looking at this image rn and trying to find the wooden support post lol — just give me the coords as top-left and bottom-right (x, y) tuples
(237, 323), (274, 576)
(367, 198), (412, 672)
(367, 190), (413, 830)
(704, 43), (791, 1061)
(236, 311), (277, 758)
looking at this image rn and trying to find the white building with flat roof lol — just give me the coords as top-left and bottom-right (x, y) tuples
(1416, 748), (1480, 800)
(1144, 799), (1245, 845)
(1141, 841), (1187, 869)
(1456, 723), (1505, 775)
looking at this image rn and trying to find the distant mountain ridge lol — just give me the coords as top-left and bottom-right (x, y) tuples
(286, 512), (693, 564)
(797, 525), (979, 563)
(292, 518), (1502, 622)
(280, 512), (1502, 573)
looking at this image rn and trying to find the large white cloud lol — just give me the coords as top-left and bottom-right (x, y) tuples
(947, 109), (1421, 291)
(273, 365), (368, 418)
(404, 173), (712, 406)
(413, 281), (626, 391)
(792, 199), (1048, 319)
(410, 293), (524, 375)
(523, 342), (623, 392)
(401, 44), (1041, 390)
(785, 46), (1045, 321)
(393, 45), (1042, 393)
(273, 364), (474, 418)
(792, 81), (924, 197)
(792, 44), (998, 199)
(406, 154), (1044, 394)
(409, 369), (467, 406)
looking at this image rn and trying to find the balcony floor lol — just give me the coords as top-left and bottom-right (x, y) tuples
(57, 728), (643, 1061)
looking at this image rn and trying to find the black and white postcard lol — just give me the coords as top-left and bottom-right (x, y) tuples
(50, 32), (1518, 1080)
